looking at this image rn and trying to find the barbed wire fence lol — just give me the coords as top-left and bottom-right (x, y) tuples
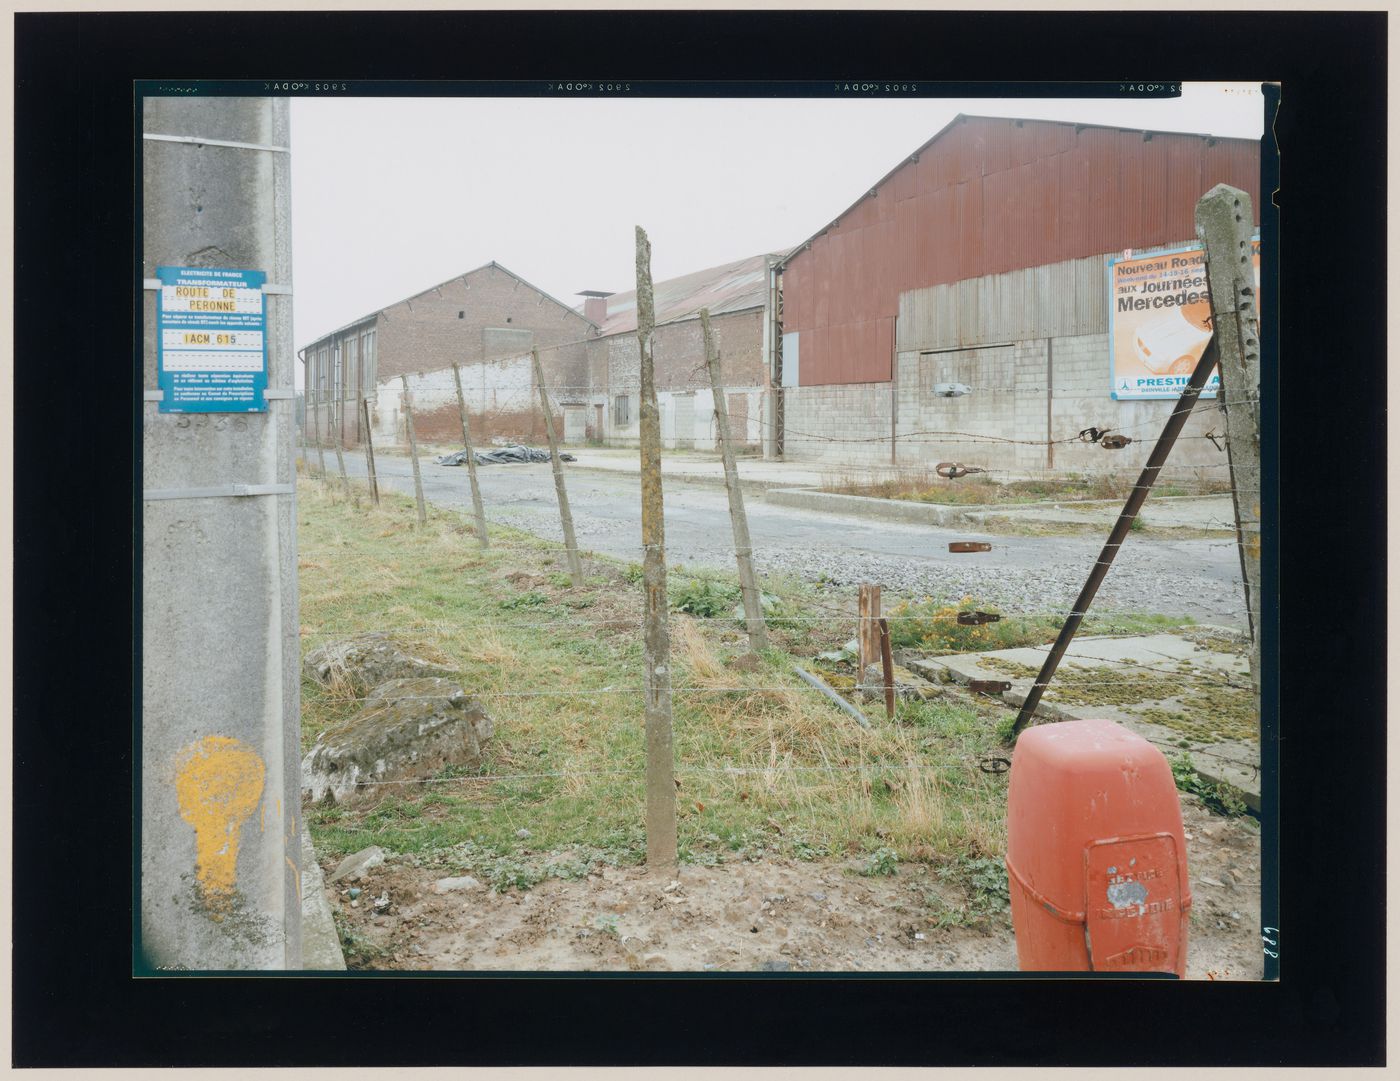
(293, 233), (1259, 864)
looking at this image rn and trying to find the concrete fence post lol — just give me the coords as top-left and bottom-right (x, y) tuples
(700, 308), (767, 653)
(450, 360), (490, 549)
(400, 373), (428, 526)
(332, 398), (356, 508)
(361, 397), (380, 507)
(636, 225), (677, 871)
(310, 385), (327, 481)
(858, 583), (882, 675)
(1195, 184), (1262, 699)
(140, 95), (300, 970)
(531, 347), (584, 586)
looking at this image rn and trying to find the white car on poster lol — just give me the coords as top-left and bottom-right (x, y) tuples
(1132, 310), (1213, 375)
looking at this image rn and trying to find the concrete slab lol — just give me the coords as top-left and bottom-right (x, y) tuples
(300, 825), (347, 971)
(962, 495), (1239, 532)
(906, 632), (1260, 808)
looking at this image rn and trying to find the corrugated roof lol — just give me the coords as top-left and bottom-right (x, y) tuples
(775, 112), (1261, 270)
(591, 251), (784, 338)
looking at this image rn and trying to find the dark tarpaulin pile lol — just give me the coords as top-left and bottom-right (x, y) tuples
(435, 444), (576, 467)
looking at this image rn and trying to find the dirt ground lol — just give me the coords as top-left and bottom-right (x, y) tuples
(322, 792), (1263, 979)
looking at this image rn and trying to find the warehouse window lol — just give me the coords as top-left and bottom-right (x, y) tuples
(362, 330), (376, 389)
(613, 394), (631, 427)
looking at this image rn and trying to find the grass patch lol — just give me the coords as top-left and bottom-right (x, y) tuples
(886, 595), (1194, 654)
(298, 478), (1009, 874)
(1169, 753), (1251, 817)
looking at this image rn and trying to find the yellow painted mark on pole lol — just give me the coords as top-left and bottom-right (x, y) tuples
(286, 856), (303, 903)
(174, 736), (266, 916)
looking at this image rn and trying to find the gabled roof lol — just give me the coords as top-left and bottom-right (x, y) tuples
(301, 260), (595, 354)
(591, 251), (784, 338)
(775, 112), (1261, 270)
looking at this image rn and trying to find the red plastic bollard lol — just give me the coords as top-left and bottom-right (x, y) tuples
(1006, 718), (1192, 976)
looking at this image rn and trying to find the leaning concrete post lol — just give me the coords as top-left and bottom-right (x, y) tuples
(360, 397), (380, 507)
(531, 347), (584, 586)
(1196, 184), (1262, 700)
(636, 225), (677, 870)
(451, 360), (490, 549)
(700, 308), (767, 653)
(399, 373), (428, 526)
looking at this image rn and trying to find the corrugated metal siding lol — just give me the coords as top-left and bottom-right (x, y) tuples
(896, 238), (1199, 352)
(786, 115), (1261, 385)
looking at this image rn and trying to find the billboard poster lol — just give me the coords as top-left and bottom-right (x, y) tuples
(156, 266), (268, 412)
(1108, 239), (1260, 400)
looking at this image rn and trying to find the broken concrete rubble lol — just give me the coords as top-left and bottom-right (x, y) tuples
(303, 631), (453, 695)
(301, 677), (493, 805)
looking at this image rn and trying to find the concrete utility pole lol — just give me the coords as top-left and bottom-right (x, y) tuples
(141, 96), (300, 969)
(531, 347), (584, 586)
(450, 361), (490, 548)
(1196, 184), (1263, 698)
(399, 374), (428, 526)
(635, 226), (677, 870)
(700, 309), (767, 653)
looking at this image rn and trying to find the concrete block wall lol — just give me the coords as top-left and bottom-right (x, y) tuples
(587, 308), (767, 450)
(782, 382), (895, 467)
(785, 330), (1231, 485)
(595, 385), (766, 452)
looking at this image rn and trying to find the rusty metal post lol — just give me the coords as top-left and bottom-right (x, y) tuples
(1010, 337), (1220, 739)
(700, 308), (767, 653)
(450, 360), (490, 549)
(360, 397), (380, 507)
(858, 583), (881, 675)
(531, 348), (583, 586)
(399, 373), (427, 526)
(878, 617), (896, 721)
(636, 225), (677, 870)
(1196, 184), (1262, 700)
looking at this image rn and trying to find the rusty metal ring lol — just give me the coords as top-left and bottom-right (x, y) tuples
(935, 461), (969, 479)
(979, 756), (1011, 774)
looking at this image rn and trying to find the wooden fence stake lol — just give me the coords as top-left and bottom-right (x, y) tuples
(700, 308), (767, 653)
(332, 399), (357, 508)
(878, 617), (896, 721)
(1196, 183), (1263, 700)
(451, 360), (490, 549)
(636, 225), (677, 871)
(360, 397), (380, 507)
(310, 387), (327, 482)
(399, 373), (428, 526)
(531, 347), (584, 586)
(858, 583), (882, 676)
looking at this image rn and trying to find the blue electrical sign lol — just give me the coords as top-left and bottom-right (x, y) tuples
(156, 266), (268, 412)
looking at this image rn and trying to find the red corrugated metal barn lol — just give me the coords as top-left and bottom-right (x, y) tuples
(775, 113), (1262, 475)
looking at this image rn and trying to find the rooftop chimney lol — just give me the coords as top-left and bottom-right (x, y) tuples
(577, 290), (613, 324)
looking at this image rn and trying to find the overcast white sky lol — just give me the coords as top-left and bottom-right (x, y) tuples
(290, 82), (1267, 377)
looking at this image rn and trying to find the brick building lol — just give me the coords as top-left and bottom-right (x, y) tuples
(774, 114), (1262, 477)
(301, 261), (595, 448)
(579, 251), (783, 454)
